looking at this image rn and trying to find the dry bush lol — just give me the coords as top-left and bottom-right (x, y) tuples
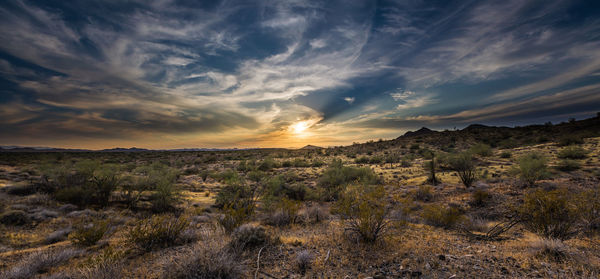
(229, 224), (271, 251)
(296, 250), (314, 274)
(300, 204), (329, 224)
(262, 198), (300, 227)
(530, 238), (570, 262)
(127, 215), (189, 251)
(422, 204), (465, 229)
(162, 241), (244, 279)
(469, 189), (491, 207)
(334, 184), (391, 243)
(70, 220), (109, 247)
(414, 185), (434, 202)
(518, 189), (580, 240)
(0, 248), (81, 279)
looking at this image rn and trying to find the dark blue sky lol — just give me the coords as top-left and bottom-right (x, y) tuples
(1, 0), (599, 148)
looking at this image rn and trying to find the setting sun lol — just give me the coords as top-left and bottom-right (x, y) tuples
(290, 121), (310, 134)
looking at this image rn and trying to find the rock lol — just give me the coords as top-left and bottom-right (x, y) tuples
(425, 263), (431, 270)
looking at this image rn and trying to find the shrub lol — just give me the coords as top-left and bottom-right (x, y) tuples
(127, 215), (189, 251)
(516, 152), (548, 187)
(301, 205), (329, 224)
(556, 159), (581, 172)
(355, 156), (370, 164)
(334, 184), (390, 243)
(257, 158), (278, 171)
(576, 187), (600, 233)
(422, 204), (464, 229)
(518, 189), (579, 240)
(0, 248), (81, 279)
(414, 185), (433, 202)
(215, 180), (257, 232)
(150, 178), (182, 213)
(165, 243), (244, 279)
(558, 134), (584, 146)
(90, 172), (120, 207)
(262, 198), (301, 227)
(530, 238), (569, 262)
(229, 224), (270, 251)
(296, 250), (313, 274)
(317, 159), (380, 201)
(263, 175), (307, 201)
(0, 210), (30, 226)
(449, 152), (477, 188)
(214, 183), (254, 210)
(469, 189), (491, 207)
(557, 146), (587, 159)
(470, 143), (492, 157)
(70, 220), (109, 247)
(218, 203), (255, 233)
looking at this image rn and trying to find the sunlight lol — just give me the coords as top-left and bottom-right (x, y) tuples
(290, 121), (310, 135)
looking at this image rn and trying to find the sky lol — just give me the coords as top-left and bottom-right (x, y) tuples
(1, 0), (600, 149)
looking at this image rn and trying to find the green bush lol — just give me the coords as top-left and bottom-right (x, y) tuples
(333, 184), (390, 242)
(70, 220), (109, 247)
(127, 215), (189, 251)
(263, 175), (307, 201)
(470, 143), (492, 157)
(518, 189), (579, 240)
(449, 152), (477, 188)
(257, 158), (278, 171)
(422, 204), (465, 229)
(214, 183), (255, 210)
(557, 146), (587, 159)
(516, 152), (548, 187)
(317, 159), (380, 201)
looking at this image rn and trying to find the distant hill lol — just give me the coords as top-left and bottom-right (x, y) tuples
(300, 145), (323, 150)
(400, 127), (436, 138)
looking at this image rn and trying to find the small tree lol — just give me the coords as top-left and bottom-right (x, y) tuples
(333, 184), (390, 243)
(449, 152), (477, 188)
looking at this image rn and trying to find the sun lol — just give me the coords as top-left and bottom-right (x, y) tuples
(290, 121), (310, 135)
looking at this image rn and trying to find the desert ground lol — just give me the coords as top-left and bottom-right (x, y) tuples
(1, 117), (599, 278)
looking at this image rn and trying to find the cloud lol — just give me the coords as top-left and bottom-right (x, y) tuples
(389, 89), (435, 110)
(0, 0), (599, 148)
